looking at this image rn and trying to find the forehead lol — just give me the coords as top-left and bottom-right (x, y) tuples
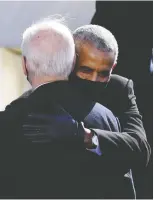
(77, 42), (115, 68)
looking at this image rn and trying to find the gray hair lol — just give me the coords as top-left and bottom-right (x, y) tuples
(73, 25), (118, 64)
(21, 16), (75, 79)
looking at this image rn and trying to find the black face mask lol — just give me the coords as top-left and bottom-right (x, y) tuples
(69, 74), (109, 102)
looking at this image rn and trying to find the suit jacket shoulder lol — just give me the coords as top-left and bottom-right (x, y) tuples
(101, 74), (131, 116)
(109, 74), (129, 89)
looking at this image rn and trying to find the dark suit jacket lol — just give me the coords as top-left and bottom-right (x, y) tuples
(69, 74), (151, 198)
(0, 80), (122, 199)
(92, 74), (150, 169)
(75, 74), (151, 169)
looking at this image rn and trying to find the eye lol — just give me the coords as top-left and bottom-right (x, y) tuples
(78, 66), (93, 74)
(98, 70), (110, 77)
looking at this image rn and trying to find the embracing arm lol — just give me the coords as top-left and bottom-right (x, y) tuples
(87, 79), (151, 173)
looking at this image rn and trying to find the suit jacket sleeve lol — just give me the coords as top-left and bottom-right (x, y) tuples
(91, 79), (151, 173)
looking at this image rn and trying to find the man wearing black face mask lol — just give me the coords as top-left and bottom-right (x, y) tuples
(69, 24), (151, 199)
(70, 73), (108, 101)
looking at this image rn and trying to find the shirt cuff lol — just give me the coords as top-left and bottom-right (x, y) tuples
(87, 134), (102, 156)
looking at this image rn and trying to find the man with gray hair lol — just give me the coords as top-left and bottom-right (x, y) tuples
(21, 17), (75, 87)
(0, 18), (121, 198)
(69, 24), (151, 199)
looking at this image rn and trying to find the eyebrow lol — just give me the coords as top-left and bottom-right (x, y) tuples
(78, 66), (94, 72)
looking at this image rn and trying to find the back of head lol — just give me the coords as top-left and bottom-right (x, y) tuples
(73, 24), (118, 65)
(21, 16), (75, 80)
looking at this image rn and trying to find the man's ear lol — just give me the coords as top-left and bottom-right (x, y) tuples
(22, 56), (27, 76)
(112, 63), (117, 70)
(109, 63), (117, 76)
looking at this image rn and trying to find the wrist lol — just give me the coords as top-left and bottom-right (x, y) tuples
(84, 129), (96, 149)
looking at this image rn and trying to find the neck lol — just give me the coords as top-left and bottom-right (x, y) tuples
(31, 75), (68, 89)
